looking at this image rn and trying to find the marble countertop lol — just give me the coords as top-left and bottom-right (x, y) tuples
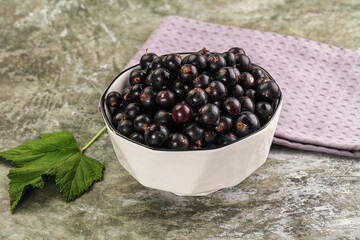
(0, 0), (359, 239)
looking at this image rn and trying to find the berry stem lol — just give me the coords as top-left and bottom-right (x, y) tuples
(145, 48), (148, 56)
(80, 126), (107, 152)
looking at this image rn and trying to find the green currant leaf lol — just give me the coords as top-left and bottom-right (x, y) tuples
(0, 131), (104, 212)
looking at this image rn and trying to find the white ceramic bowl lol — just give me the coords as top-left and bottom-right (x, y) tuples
(100, 54), (283, 196)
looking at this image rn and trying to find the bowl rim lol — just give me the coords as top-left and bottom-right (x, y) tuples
(99, 52), (283, 152)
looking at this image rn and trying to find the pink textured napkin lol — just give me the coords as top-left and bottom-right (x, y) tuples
(125, 16), (360, 158)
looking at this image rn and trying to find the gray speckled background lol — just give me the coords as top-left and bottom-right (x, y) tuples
(0, 0), (360, 239)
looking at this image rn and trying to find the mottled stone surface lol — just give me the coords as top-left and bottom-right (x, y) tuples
(0, 0), (359, 239)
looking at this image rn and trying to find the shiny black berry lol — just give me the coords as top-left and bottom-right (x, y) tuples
(228, 47), (246, 55)
(217, 132), (238, 145)
(239, 96), (255, 112)
(112, 111), (126, 128)
(255, 101), (274, 125)
(198, 103), (221, 127)
(233, 112), (260, 138)
(238, 72), (255, 89)
(150, 57), (165, 71)
(164, 54), (183, 73)
(223, 97), (241, 117)
(192, 74), (211, 89)
(205, 80), (227, 101)
(117, 119), (134, 137)
(156, 90), (176, 109)
(139, 86), (156, 109)
(184, 122), (204, 145)
(172, 103), (193, 124)
(128, 84), (144, 101)
(244, 89), (256, 101)
(251, 68), (266, 80)
(168, 133), (189, 149)
(171, 81), (189, 101)
(106, 91), (122, 108)
(145, 124), (170, 147)
(216, 67), (239, 88)
(235, 54), (251, 72)
(215, 116), (233, 133)
(179, 64), (198, 83)
(203, 130), (218, 145)
(255, 77), (273, 88)
(257, 81), (281, 102)
(206, 53), (227, 73)
(150, 68), (173, 91)
(222, 51), (236, 67)
(182, 53), (207, 72)
(231, 84), (244, 100)
(124, 102), (141, 120)
(130, 132), (145, 144)
(122, 87), (131, 105)
(134, 114), (152, 133)
(140, 52), (157, 69)
(129, 69), (146, 86)
(186, 88), (208, 108)
(154, 110), (172, 125)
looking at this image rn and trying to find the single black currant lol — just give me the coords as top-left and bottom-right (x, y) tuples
(171, 81), (189, 101)
(164, 53), (183, 73)
(186, 88), (208, 108)
(257, 81), (281, 102)
(206, 53), (227, 73)
(223, 97), (242, 117)
(128, 84), (144, 101)
(216, 67), (239, 88)
(156, 89), (176, 109)
(255, 77), (273, 88)
(203, 130), (218, 145)
(198, 103), (221, 127)
(134, 114), (152, 133)
(217, 132), (238, 145)
(150, 57), (165, 71)
(222, 51), (236, 67)
(168, 133), (189, 149)
(145, 124), (170, 147)
(172, 103), (193, 124)
(106, 91), (122, 108)
(235, 54), (251, 72)
(154, 110), (172, 125)
(231, 84), (244, 100)
(205, 80), (227, 101)
(179, 64), (198, 83)
(182, 53), (207, 72)
(238, 96), (255, 112)
(256, 101), (274, 125)
(184, 122), (205, 145)
(140, 52), (157, 69)
(124, 102), (141, 120)
(192, 74), (211, 89)
(215, 116), (233, 133)
(150, 68), (173, 91)
(139, 86), (156, 109)
(112, 111), (126, 128)
(117, 119), (134, 137)
(130, 132), (145, 144)
(129, 69), (146, 86)
(238, 72), (255, 89)
(244, 89), (256, 101)
(233, 112), (260, 138)
(251, 67), (266, 80)
(228, 47), (246, 55)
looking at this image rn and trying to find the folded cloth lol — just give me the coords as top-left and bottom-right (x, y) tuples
(125, 16), (360, 158)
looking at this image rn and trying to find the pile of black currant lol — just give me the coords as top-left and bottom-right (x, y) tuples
(105, 47), (281, 150)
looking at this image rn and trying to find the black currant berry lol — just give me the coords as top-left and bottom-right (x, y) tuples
(184, 122), (205, 145)
(179, 64), (198, 83)
(205, 80), (227, 101)
(231, 84), (244, 100)
(244, 89), (256, 101)
(156, 90), (176, 109)
(186, 88), (208, 108)
(255, 101), (274, 125)
(251, 68), (266, 80)
(168, 133), (189, 149)
(128, 84), (144, 101)
(255, 77), (273, 88)
(216, 67), (239, 88)
(150, 68), (173, 91)
(130, 132), (145, 144)
(238, 72), (255, 89)
(228, 47), (246, 55)
(203, 130), (218, 145)
(171, 81), (189, 101)
(112, 111), (126, 128)
(223, 97), (242, 117)
(233, 112), (260, 138)
(124, 102), (141, 120)
(192, 74), (211, 89)
(215, 116), (233, 133)
(172, 103), (193, 124)
(198, 103), (221, 127)
(134, 114), (152, 133)
(217, 132), (238, 145)
(235, 54), (251, 72)
(164, 54), (183, 73)
(182, 53), (207, 72)
(154, 110), (172, 125)
(222, 51), (236, 67)
(150, 57), (165, 71)
(122, 87), (131, 105)
(145, 124), (170, 147)
(129, 69), (146, 86)
(238, 96), (255, 113)
(257, 81), (281, 102)
(117, 119), (134, 137)
(139, 86), (156, 109)
(140, 52), (158, 69)
(206, 53), (227, 73)
(106, 91), (122, 108)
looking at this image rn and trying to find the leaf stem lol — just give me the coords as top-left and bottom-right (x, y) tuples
(80, 126), (107, 152)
